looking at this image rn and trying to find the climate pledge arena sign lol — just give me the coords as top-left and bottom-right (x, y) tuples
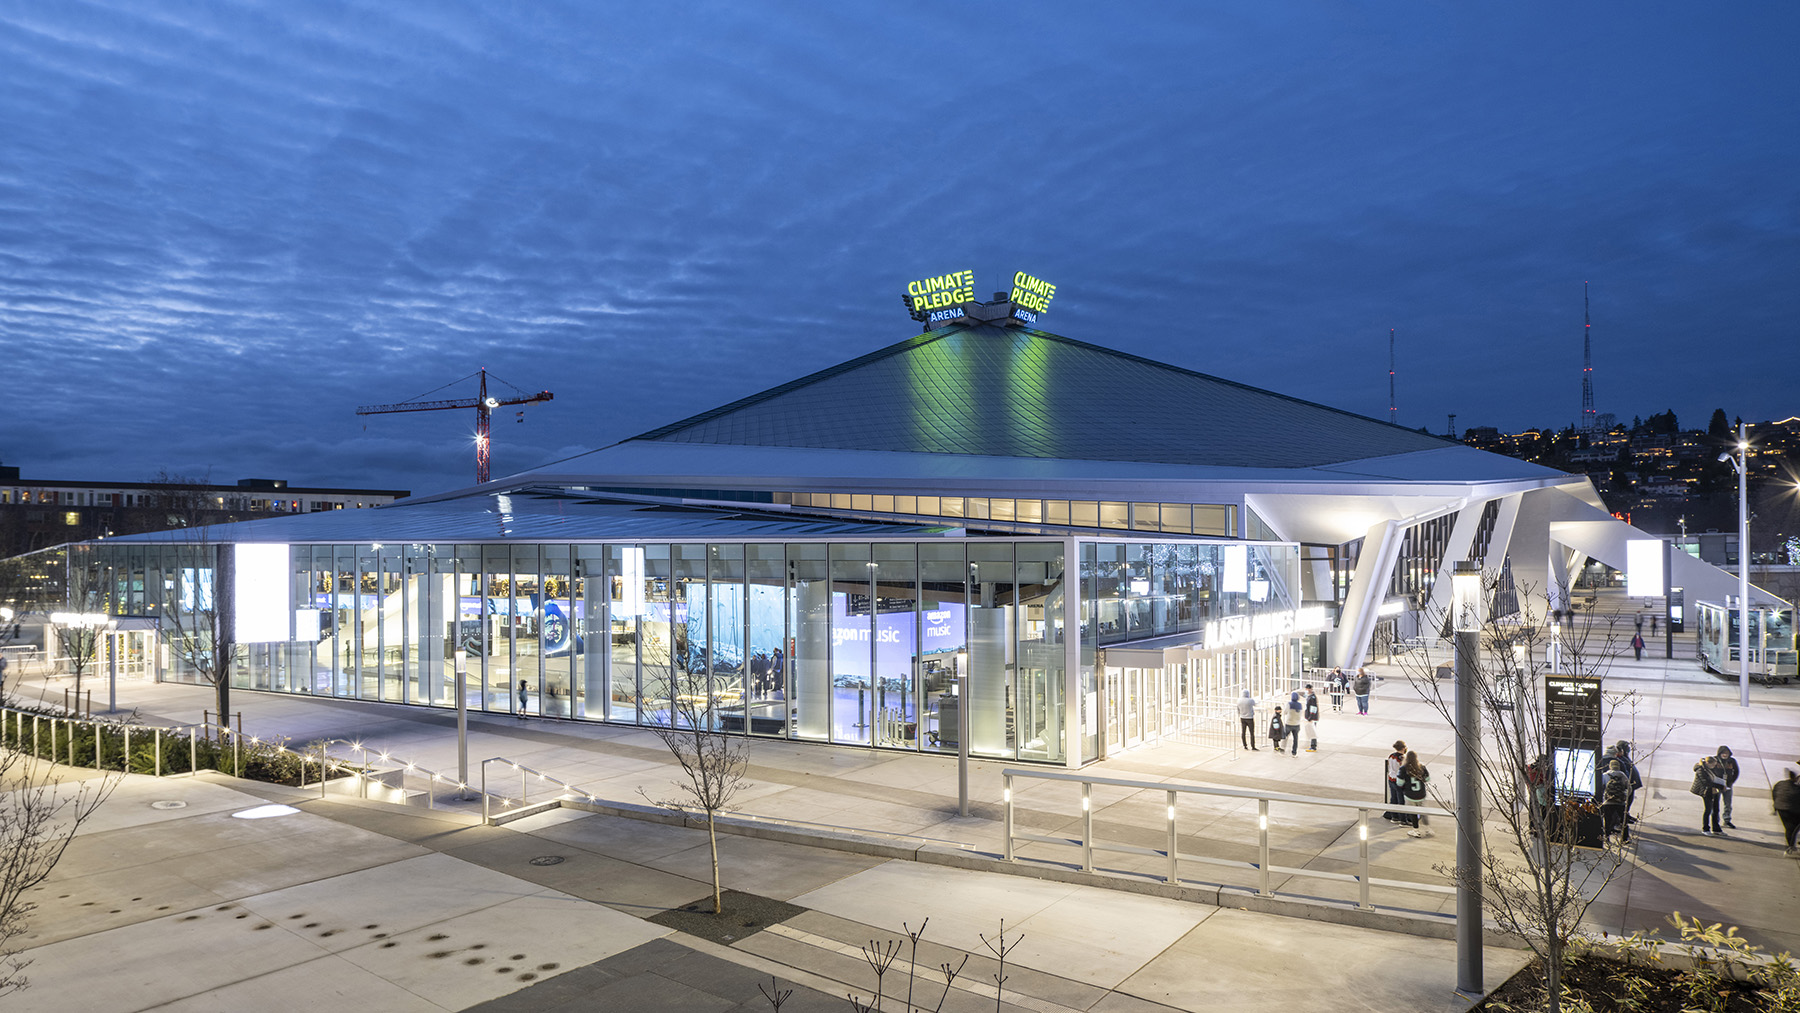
(904, 269), (1058, 325)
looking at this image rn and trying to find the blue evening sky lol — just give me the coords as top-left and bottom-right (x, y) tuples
(2, 2), (1795, 495)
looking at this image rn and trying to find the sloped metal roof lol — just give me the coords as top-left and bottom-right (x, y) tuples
(633, 322), (1454, 468)
(103, 490), (961, 545)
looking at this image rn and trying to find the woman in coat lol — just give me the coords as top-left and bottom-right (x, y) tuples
(1772, 769), (1800, 856)
(1352, 670), (1372, 715)
(1400, 751), (1433, 838)
(1692, 755), (1727, 836)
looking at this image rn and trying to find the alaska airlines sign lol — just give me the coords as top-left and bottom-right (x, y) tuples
(1203, 607), (1328, 650)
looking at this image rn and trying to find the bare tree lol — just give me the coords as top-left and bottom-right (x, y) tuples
(158, 535), (235, 732)
(51, 545), (110, 708)
(0, 741), (116, 997)
(639, 694), (750, 915)
(1395, 572), (1675, 1013)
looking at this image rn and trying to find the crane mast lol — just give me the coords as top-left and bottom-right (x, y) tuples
(356, 368), (553, 484)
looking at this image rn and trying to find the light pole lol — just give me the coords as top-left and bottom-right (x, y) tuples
(955, 649), (970, 818)
(1451, 560), (1483, 996)
(455, 648), (470, 799)
(1718, 424), (1750, 708)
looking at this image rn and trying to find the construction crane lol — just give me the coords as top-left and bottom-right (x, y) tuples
(357, 368), (554, 484)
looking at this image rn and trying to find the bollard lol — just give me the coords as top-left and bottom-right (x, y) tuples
(1080, 782), (1094, 873)
(1257, 798), (1272, 897)
(33, 714), (39, 758)
(1358, 809), (1372, 910)
(124, 727), (131, 773)
(232, 731), (240, 778)
(1166, 789), (1180, 884)
(95, 722), (101, 770)
(1002, 773), (1015, 862)
(155, 728), (162, 778)
(189, 730), (196, 775)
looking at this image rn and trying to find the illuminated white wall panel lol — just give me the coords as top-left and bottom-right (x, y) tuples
(1625, 539), (1664, 598)
(234, 543), (291, 643)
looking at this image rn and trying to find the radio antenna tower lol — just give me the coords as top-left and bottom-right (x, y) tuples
(1388, 328), (1396, 425)
(1580, 282), (1596, 432)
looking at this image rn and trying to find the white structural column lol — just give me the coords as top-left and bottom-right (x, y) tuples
(1420, 500), (1484, 631)
(1332, 518), (1406, 670)
(1064, 535), (1083, 769)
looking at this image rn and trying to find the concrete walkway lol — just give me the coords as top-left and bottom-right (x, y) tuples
(10, 621), (1798, 1010)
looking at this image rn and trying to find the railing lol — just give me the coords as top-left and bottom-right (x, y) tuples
(1001, 767), (1455, 911)
(0, 703), (322, 782)
(478, 756), (611, 823)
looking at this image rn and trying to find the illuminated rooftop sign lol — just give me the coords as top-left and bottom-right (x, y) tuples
(1008, 271), (1056, 325)
(906, 270), (975, 313)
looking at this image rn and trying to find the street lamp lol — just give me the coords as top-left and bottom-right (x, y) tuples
(1450, 560), (1483, 996)
(1717, 423), (1750, 708)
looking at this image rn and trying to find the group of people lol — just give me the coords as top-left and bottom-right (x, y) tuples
(1384, 739), (1434, 837)
(1237, 683), (1326, 754)
(1686, 745), (1800, 856)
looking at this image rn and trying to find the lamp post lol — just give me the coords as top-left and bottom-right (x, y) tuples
(955, 649), (970, 818)
(455, 648), (470, 799)
(1451, 560), (1483, 996)
(1718, 424), (1750, 708)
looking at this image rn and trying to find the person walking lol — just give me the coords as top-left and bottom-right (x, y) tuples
(1773, 768), (1800, 856)
(517, 679), (530, 720)
(1267, 707), (1285, 752)
(1630, 631), (1645, 661)
(1328, 667), (1346, 712)
(1283, 692), (1302, 755)
(1384, 740), (1409, 824)
(1353, 669), (1372, 715)
(1303, 684), (1321, 752)
(1236, 690), (1258, 750)
(1716, 745), (1740, 829)
(1607, 741), (1643, 824)
(1600, 758), (1632, 844)
(1400, 751), (1433, 837)
(1692, 754), (1726, 835)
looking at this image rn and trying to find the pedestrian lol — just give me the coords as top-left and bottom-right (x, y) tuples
(1692, 754), (1726, 835)
(1650, 615), (1659, 636)
(1606, 741), (1643, 822)
(1353, 669), (1372, 715)
(1328, 667), (1346, 712)
(1283, 692), (1302, 755)
(1267, 707), (1285, 751)
(1772, 768), (1800, 856)
(1600, 758), (1632, 843)
(1236, 689), (1258, 750)
(1716, 745), (1740, 829)
(1384, 740), (1409, 824)
(1631, 631), (1645, 661)
(1303, 684), (1320, 752)
(1400, 751), (1434, 837)
(517, 679), (530, 720)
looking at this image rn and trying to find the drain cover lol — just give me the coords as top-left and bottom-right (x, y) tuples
(528, 856), (565, 867)
(150, 801), (187, 810)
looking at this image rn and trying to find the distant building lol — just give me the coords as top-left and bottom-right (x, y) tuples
(0, 465), (408, 558)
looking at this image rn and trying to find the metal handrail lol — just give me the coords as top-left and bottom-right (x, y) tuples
(1002, 767), (1455, 911)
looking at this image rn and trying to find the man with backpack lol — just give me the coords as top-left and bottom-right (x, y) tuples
(1600, 758), (1632, 843)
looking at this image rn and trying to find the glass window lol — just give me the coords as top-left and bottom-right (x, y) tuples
(967, 543), (1015, 759)
(966, 498), (990, 520)
(916, 496), (939, 516)
(940, 497), (965, 518)
(789, 543), (831, 741)
(1160, 504), (1192, 534)
(1046, 500), (1070, 525)
(872, 495), (894, 513)
(1016, 542), (1066, 763)
(917, 542), (967, 755)
(989, 499), (1014, 522)
(742, 543), (787, 737)
(852, 494), (873, 511)
(1194, 504), (1233, 536)
(829, 543), (874, 745)
(832, 494), (851, 510)
(1099, 502), (1128, 529)
(894, 495), (917, 515)
(1131, 503), (1160, 531)
(1015, 499), (1043, 524)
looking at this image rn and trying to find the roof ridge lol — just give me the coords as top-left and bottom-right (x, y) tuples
(632, 326), (958, 441)
(1024, 327), (1453, 440)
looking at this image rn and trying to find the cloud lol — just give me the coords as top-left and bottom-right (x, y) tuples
(0, 1), (1795, 495)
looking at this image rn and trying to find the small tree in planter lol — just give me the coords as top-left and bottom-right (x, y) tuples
(639, 691), (751, 915)
(1395, 572), (1675, 1013)
(0, 735), (116, 996)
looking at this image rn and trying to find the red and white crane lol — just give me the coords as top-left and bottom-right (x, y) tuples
(356, 369), (553, 484)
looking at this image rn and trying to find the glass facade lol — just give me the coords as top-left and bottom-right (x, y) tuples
(86, 533), (1300, 767)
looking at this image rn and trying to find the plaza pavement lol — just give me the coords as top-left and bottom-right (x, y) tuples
(9, 621), (1798, 1010)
